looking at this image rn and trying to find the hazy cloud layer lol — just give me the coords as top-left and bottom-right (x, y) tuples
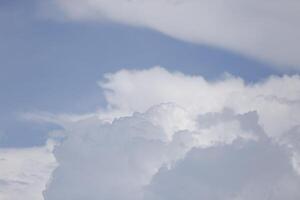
(42, 67), (300, 199)
(0, 141), (57, 200)
(51, 0), (300, 70)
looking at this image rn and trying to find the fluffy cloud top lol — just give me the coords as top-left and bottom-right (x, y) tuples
(40, 67), (300, 200)
(50, 0), (300, 70)
(99, 67), (300, 138)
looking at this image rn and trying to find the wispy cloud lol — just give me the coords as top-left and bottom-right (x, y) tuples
(49, 0), (300, 70)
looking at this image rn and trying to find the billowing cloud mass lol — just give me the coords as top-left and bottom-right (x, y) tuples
(40, 67), (300, 199)
(50, 0), (300, 70)
(1, 67), (300, 199)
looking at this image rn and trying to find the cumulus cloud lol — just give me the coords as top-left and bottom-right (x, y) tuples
(44, 105), (263, 200)
(39, 67), (300, 200)
(99, 67), (300, 138)
(1, 67), (299, 199)
(49, 0), (300, 70)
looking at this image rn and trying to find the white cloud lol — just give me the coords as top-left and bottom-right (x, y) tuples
(99, 67), (300, 138)
(2, 67), (300, 199)
(44, 105), (266, 200)
(42, 67), (300, 199)
(0, 140), (57, 200)
(50, 0), (300, 70)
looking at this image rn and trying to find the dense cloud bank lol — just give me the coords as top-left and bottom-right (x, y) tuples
(42, 67), (300, 200)
(50, 0), (300, 70)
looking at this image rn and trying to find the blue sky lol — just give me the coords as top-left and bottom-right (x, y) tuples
(0, 0), (279, 147)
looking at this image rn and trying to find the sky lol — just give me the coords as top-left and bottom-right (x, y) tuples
(0, 0), (300, 200)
